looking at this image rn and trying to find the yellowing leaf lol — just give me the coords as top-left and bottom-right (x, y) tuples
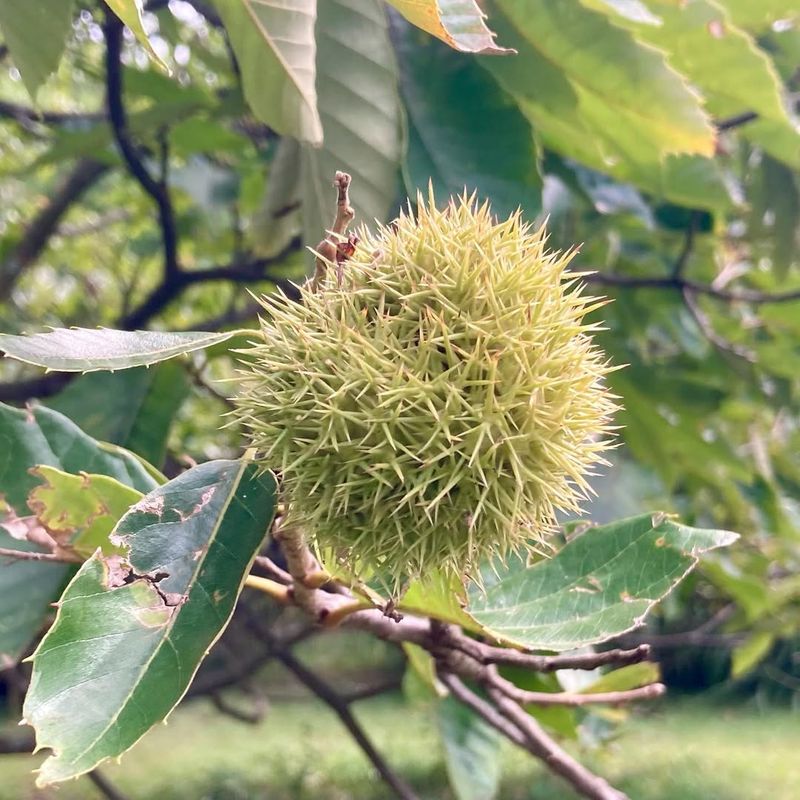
(386, 0), (513, 53)
(27, 466), (143, 558)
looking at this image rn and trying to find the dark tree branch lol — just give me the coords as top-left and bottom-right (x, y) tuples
(584, 271), (800, 304)
(87, 770), (130, 800)
(118, 241), (301, 329)
(275, 649), (419, 800)
(0, 373), (73, 404)
(439, 674), (627, 800)
(104, 10), (179, 281)
(210, 689), (268, 724)
(0, 159), (110, 296)
(0, 100), (104, 127)
(672, 211), (700, 279)
(263, 522), (665, 800)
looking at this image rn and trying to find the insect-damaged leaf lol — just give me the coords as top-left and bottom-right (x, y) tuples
(23, 458), (277, 785)
(0, 328), (238, 372)
(0, 403), (158, 662)
(27, 466), (142, 558)
(466, 513), (738, 651)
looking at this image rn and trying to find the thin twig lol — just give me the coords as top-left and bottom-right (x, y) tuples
(253, 554), (293, 584)
(584, 271), (800, 305)
(681, 287), (757, 362)
(672, 211), (700, 279)
(87, 770), (130, 800)
(311, 171), (355, 291)
(446, 629), (652, 672)
(0, 546), (80, 564)
(210, 689), (268, 725)
(275, 649), (419, 800)
(486, 686), (628, 800)
(438, 673), (529, 749)
(716, 110), (759, 131)
(486, 666), (666, 707)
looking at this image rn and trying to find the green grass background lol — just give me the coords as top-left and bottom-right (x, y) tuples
(1, 696), (797, 800)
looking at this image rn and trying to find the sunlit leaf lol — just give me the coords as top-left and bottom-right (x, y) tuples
(214, 0), (322, 143)
(103, 0), (169, 70)
(0, 328), (237, 372)
(0, 403), (157, 661)
(27, 465), (142, 558)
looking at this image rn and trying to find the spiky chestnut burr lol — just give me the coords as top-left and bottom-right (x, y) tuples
(233, 190), (618, 592)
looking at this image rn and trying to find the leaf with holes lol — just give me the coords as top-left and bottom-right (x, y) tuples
(0, 403), (157, 662)
(386, 0), (512, 54)
(0, 328), (238, 372)
(214, 0), (321, 143)
(27, 466), (143, 558)
(23, 458), (277, 785)
(0, 0), (74, 98)
(466, 513), (738, 651)
(300, 0), (403, 269)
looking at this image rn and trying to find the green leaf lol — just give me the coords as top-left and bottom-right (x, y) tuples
(213, 0), (322, 143)
(400, 571), (481, 631)
(394, 19), (541, 219)
(480, 0), (726, 206)
(731, 631), (775, 678)
(580, 661), (661, 693)
(438, 695), (502, 800)
(593, 0), (798, 146)
(0, 404), (157, 510)
(253, 137), (303, 259)
(0, 328), (237, 372)
(0, 403), (157, 661)
(721, 0), (800, 31)
(0, 529), (67, 664)
(47, 362), (190, 466)
(485, 0), (714, 155)
(27, 466), (143, 558)
(300, 0), (402, 268)
(385, 0), (512, 53)
(102, 0), (169, 70)
(466, 513), (738, 651)
(0, 0), (74, 98)
(591, 0), (662, 25)
(23, 458), (277, 785)
(495, 666), (578, 737)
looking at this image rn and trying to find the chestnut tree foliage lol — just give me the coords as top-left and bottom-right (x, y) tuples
(0, 1), (798, 798)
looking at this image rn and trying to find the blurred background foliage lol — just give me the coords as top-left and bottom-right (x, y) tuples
(1, 0), (800, 726)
